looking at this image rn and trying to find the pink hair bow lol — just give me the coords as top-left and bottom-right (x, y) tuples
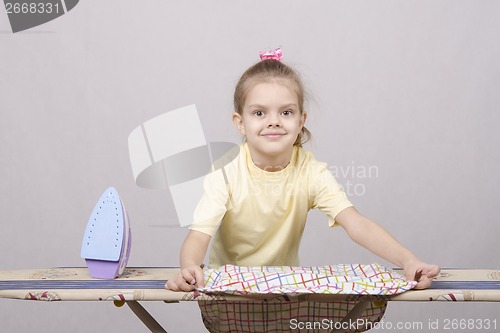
(259, 48), (283, 61)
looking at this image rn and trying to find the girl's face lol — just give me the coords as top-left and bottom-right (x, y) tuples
(233, 81), (306, 168)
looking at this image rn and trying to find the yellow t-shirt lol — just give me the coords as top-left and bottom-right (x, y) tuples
(189, 143), (353, 267)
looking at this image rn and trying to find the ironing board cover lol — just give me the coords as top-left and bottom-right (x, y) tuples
(198, 264), (414, 333)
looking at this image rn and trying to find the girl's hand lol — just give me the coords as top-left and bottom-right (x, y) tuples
(404, 260), (441, 289)
(165, 265), (205, 292)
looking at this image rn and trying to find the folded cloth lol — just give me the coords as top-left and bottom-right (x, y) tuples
(198, 263), (416, 296)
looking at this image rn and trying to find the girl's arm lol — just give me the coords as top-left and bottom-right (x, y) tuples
(335, 207), (440, 289)
(165, 230), (211, 291)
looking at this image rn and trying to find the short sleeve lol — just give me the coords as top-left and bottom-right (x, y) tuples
(309, 161), (353, 227)
(189, 168), (229, 236)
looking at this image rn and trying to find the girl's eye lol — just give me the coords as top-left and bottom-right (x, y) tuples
(254, 110), (264, 117)
(282, 110), (293, 116)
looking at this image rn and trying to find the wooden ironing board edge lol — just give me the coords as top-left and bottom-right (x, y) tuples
(0, 267), (499, 302)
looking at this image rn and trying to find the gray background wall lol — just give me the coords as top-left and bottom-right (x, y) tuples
(1, 1), (499, 332)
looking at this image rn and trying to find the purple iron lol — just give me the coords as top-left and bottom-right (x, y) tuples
(81, 187), (131, 279)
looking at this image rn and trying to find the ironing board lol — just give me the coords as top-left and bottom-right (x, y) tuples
(1, 267), (499, 332)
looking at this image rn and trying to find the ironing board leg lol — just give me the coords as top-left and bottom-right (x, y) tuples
(126, 301), (168, 333)
(329, 300), (370, 333)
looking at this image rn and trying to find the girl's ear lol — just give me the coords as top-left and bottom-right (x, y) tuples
(300, 111), (307, 128)
(233, 112), (245, 135)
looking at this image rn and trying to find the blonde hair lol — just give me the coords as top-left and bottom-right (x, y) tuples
(233, 60), (311, 147)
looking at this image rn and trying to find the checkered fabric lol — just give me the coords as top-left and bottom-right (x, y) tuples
(199, 264), (416, 296)
(199, 298), (386, 333)
(198, 264), (414, 333)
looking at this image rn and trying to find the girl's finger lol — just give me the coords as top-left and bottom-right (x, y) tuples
(181, 270), (196, 285)
(195, 268), (205, 288)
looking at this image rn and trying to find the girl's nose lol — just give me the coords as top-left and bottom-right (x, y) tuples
(267, 114), (281, 127)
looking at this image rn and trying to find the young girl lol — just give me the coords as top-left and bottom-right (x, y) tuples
(167, 49), (440, 331)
